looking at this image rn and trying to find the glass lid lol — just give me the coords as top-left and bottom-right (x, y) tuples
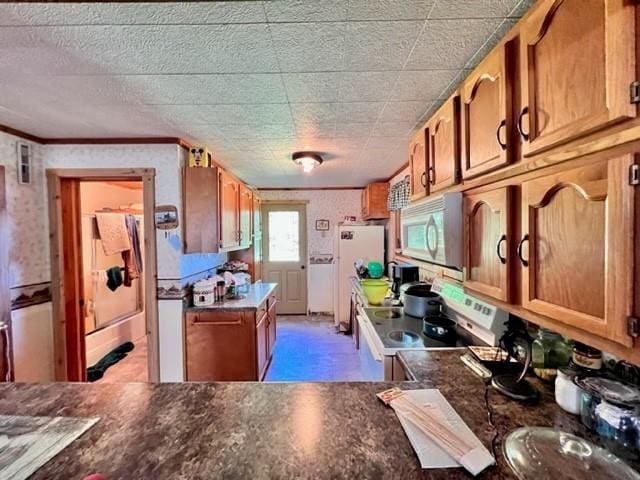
(504, 427), (640, 480)
(574, 375), (640, 408)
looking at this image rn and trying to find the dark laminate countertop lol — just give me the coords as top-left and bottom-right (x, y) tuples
(2, 350), (638, 479)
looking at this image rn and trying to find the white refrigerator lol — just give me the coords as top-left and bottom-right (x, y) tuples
(333, 224), (385, 332)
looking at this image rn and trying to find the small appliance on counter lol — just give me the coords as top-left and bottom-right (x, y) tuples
(193, 278), (215, 307)
(388, 261), (419, 299)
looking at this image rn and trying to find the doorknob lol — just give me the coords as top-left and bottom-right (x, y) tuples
(301, 265), (306, 270)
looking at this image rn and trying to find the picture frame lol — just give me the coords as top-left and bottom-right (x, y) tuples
(154, 205), (179, 230)
(315, 219), (330, 231)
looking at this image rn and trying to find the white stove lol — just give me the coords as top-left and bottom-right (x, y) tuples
(356, 278), (508, 381)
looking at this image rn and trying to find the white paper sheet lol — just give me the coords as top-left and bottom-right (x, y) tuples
(394, 389), (492, 470)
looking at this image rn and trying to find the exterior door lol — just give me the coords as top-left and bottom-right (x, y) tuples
(518, 0), (636, 157)
(262, 203), (308, 315)
(219, 170), (239, 249)
(463, 186), (514, 302)
(0, 167), (12, 381)
(461, 44), (513, 179)
(428, 97), (460, 192)
(409, 128), (427, 200)
(520, 155), (636, 347)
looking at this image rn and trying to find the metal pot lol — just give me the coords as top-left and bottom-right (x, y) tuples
(402, 284), (441, 318)
(422, 315), (456, 339)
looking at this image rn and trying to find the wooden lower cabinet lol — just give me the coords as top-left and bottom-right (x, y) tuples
(463, 186), (514, 302)
(185, 310), (256, 381)
(267, 299), (277, 357)
(256, 311), (268, 380)
(185, 297), (277, 381)
(519, 155), (637, 347)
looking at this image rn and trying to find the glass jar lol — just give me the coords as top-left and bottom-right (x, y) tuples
(575, 375), (640, 459)
(531, 328), (572, 382)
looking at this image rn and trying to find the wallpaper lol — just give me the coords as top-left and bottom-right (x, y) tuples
(0, 132), (49, 288)
(44, 143), (184, 279)
(258, 189), (363, 257)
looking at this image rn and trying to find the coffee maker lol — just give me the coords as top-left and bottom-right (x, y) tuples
(388, 261), (419, 300)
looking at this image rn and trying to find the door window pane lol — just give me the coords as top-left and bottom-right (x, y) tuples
(268, 211), (300, 262)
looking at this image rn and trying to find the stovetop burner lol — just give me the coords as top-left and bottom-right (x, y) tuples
(387, 330), (421, 345)
(363, 307), (487, 350)
(373, 309), (402, 319)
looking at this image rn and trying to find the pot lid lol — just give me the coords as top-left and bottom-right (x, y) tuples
(504, 427), (640, 480)
(574, 375), (640, 408)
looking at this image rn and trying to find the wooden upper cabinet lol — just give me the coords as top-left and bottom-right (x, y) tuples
(219, 170), (240, 250)
(463, 186), (514, 303)
(461, 44), (514, 179)
(362, 182), (390, 220)
(409, 128), (428, 200)
(427, 96), (461, 193)
(518, 0), (637, 157)
(239, 183), (253, 248)
(183, 167), (219, 254)
(519, 155), (637, 347)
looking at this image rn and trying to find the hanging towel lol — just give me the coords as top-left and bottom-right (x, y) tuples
(105, 266), (123, 292)
(122, 214), (143, 287)
(95, 213), (131, 255)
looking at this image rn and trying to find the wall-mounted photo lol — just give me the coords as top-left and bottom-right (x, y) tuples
(315, 219), (330, 231)
(154, 205), (179, 230)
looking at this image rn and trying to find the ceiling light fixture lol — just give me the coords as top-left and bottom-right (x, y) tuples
(292, 151), (323, 173)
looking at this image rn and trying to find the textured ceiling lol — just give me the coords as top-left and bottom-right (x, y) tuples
(0, 1), (532, 188)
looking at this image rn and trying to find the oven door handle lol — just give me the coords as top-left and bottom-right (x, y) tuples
(356, 314), (384, 362)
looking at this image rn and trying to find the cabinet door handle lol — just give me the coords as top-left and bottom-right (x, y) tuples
(517, 234), (529, 267)
(428, 166), (435, 185)
(496, 119), (507, 150)
(517, 107), (529, 141)
(420, 171), (427, 187)
(496, 234), (507, 264)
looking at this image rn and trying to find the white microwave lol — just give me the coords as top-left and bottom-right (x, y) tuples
(400, 192), (463, 270)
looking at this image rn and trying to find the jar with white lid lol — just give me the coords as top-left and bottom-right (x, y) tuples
(555, 367), (582, 415)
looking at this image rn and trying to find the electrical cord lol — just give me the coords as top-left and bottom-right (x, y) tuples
(484, 378), (503, 479)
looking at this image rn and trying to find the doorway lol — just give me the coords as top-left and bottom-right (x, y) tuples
(47, 169), (159, 382)
(262, 202), (307, 315)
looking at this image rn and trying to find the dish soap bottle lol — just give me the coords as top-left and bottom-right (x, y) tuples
(531, 328), (572, 382)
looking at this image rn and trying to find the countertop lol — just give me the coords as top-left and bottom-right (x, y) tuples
(3, 350), (637, 479)
(186, 282), (277, 311)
